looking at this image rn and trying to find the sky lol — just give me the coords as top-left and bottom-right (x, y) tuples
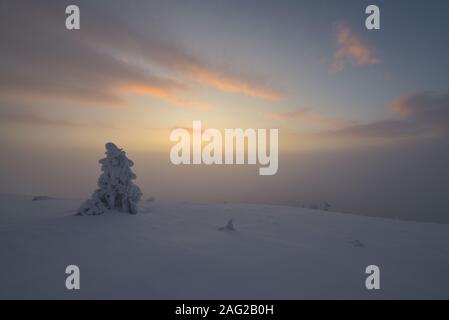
(1, 0), (449, 222)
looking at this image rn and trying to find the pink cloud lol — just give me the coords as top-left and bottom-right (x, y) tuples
(332, 23), (380, 72)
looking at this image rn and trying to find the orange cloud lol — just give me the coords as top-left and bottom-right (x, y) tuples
(187, 66), (282, 101)
(390, 94), (419, 117)
(131, 39), (282, 101)
(1, 1), (284, 106)
(312, 92), (449, 141)
(120, 84), (171, 98)
(390, 92), (449, 134)
(120, 84), (209, 110)
(332, 23), (380, 72)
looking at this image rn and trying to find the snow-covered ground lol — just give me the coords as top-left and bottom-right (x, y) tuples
(0, 194), (448, 299)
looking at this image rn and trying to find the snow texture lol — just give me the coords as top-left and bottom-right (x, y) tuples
(77, 143), (142, 216)
(1, 194), (449, 299)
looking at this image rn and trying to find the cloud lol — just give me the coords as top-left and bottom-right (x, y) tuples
(390, 92), (449, 133)
(0, 0), (281, 109)
(262, 108), (352, 129)
(0, 2), (193, 108)
(119, 84), (209, 110)
(318, 92), (449, 139)
(86, 4), (282, 101)
(320, 120), (423, 139)
(332, 23), (380, 72)
(0, 108), (114, 129)
(183, 66), (281, 101)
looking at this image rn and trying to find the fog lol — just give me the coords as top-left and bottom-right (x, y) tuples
(1, 138), (448, 223)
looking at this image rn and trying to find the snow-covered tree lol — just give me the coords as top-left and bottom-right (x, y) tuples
(78, 143), (142, 215)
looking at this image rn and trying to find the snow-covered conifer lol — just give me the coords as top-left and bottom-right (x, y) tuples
(78, 143), (142, 215)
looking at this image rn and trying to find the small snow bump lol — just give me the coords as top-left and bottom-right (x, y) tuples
(218, 219), (235, 231)
(349, 239), (365, 247)
(32, 196), (54, 201)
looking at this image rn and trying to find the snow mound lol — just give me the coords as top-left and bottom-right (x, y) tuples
(218, 219), (235, 231)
